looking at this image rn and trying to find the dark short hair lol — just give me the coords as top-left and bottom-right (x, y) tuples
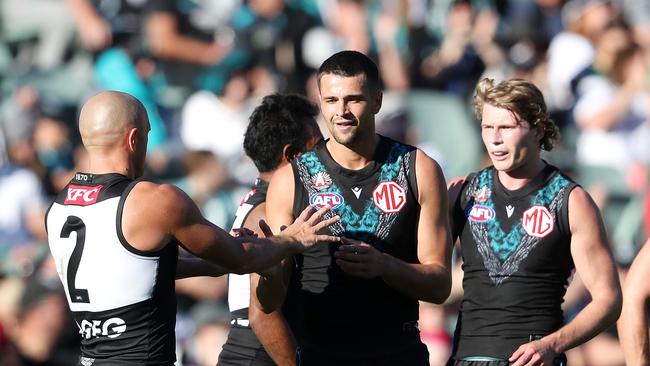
(244, 94), (319, 172)
(473, 78), (559, 151)
(317, 50), (380, 92)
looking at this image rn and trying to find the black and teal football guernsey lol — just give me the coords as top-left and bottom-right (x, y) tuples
(450, 164), (578, 361)
(289, 136), (428, 364)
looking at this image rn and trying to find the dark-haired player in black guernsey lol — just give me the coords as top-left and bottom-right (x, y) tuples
(255, 50), (453, 365)
(447, 78), (622, 366)
(218, 93), (323, 366)
(45, 91), (340, 366)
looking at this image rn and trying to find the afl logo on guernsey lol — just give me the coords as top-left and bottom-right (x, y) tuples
(310, 192), (344, 209)
(372, 181), (406, 213)
(467, 204), (495, 222)
(65, 185), (103, 206)
(522, 206), (554, 237)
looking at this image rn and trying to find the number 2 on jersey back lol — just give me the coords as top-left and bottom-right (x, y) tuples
(60, 216), (90, 303)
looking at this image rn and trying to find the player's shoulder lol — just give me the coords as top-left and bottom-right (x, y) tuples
(129, 181), (193, 211)
(413, 148), (444, 179)
(567, 184), (593, 210)
(131, 180), (174, 197)
(123, 181), (202, 234)
(565, 184), (603, 233)
(270, 163), (295, 186)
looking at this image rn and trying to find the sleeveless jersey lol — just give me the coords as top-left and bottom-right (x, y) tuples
(45, 173), (177, 366)
(449, 165), (577, 360)
(291, 136), (424, 360)
(219, 179), (276, 365)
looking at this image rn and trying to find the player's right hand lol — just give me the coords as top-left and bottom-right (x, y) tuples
(278, 205), (340, 251)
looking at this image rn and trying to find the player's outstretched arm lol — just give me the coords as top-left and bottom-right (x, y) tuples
(175, 247), (230, 279)
(618, 238), (650, 366)
(335, 150), (453, 303)
(509, 187), (622, 366)
(123, 181), (339, 275)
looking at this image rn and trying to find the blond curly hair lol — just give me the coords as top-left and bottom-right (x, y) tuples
(473, 78), (559, 151)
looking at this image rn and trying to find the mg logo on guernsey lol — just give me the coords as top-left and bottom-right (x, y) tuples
(65, 185), (103, 206)
(310, 192), (344, 209)
(373, 181), (406, 213)
(78, 317), (126, 339)
(467, 205), (495, 222)
(522, 206), (554, 237)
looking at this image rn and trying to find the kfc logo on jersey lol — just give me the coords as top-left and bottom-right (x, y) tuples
(522, 206), (554, 237)
(373, 181), (406, 213)
(65, 185), (103, 206)
(311, 172), (332, 190)
(310, 192), (344, 209)
(240, 189), (256, 205)
(467, 204), (495, 222)
(78, 317), (126, 340)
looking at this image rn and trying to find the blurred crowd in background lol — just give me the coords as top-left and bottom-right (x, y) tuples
(0, 0), (649, 365)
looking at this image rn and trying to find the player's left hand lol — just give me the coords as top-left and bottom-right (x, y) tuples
(509, 338), (557, 366)
(334, 238), (385, 278)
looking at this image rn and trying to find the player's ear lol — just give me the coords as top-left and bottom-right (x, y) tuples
(372, 90), (382, 114)
(127, 128), (138, 152)
(282, 144), (299, 163)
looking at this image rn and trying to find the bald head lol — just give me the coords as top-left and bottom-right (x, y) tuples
(79, 91), (148, 150)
